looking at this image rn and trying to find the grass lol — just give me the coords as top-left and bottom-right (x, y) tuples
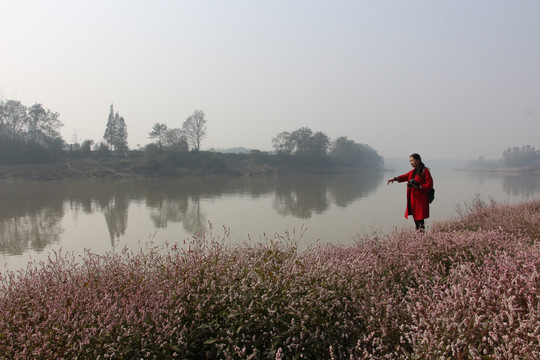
(1, 198), (540, 359)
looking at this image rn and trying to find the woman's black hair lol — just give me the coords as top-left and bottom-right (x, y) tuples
(410, 153), (425, 176)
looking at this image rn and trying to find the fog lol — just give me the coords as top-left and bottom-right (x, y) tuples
(1, 0), (539, 160)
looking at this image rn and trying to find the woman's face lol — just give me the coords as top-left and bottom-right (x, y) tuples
(409, 156), (419, 168)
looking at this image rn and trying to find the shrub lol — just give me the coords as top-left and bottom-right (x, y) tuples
(434, 195), (540, 241)
(1, 201), (540, 358)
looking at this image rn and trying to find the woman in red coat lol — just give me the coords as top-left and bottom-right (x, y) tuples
(387, 153), (433, 230)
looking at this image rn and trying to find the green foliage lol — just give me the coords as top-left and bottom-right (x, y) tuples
(0, 99), (65, 164)
(164, 128), (189, 152)
(330, 136), (383, 170)
(135, 146), (381, 176)
(95, 141), (113, 160)
(116, 115), (129, 154)
(148, 124), (189, 153)
(138, 149), (229, 175)
(272, 127), (330, 159)
(272, 130), (382, 170)
(248, 149), (274, 164)
(80, 139), (94, 154)
(148, 123), (168, 150)
(103, 104), (128, 154)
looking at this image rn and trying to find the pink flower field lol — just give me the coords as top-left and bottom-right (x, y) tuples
(1, 198), (540, 359)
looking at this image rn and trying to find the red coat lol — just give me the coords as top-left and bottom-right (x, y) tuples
(397, 168), (433, 220)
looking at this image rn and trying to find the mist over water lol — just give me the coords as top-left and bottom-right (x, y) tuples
(1, 160), (540, 271)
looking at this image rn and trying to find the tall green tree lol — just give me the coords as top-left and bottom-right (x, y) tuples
(103, 104), (128, 153)
(115, 115), (128, 155)
(103, 104), (117, 150)
(182, 110), (207, 151)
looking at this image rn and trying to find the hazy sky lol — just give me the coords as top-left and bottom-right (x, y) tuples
(1, 1), (539, 160)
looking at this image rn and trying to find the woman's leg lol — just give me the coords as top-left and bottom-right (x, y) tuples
(414, 219), (425, 231)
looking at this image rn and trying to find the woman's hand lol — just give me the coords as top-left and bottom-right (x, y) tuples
(387, 177), (397, 185)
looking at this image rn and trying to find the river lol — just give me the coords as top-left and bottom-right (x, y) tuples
(1, 159), (540, 271)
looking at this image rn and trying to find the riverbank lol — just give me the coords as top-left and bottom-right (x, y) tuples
(0, 155), (374, 181)
(1, 199), (539, 358)
(460, 163), (540, 176)
(4, 156), (537, 181)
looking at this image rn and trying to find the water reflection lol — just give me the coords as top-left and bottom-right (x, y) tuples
(2, 170), (539, 257)
(143, 180), (207, 235)
(0, 182), (64, 255)
(502, 174), (540, 198)
(66, 182), (135, 245)
(273, 177), (331, 218)
(0, 174), (383, 256)
(327, 173), (383, 207)
(462, 171), (540, 199)
(272, 173), (383, 218)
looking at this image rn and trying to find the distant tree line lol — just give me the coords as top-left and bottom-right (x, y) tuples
(0, 98), (209, 164)
(272, 127), (383, 169)
(502, 145), (539, 167)
(1, 98), (384, 172)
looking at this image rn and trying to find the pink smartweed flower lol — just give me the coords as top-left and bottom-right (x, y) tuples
(1, 199), (540, 358)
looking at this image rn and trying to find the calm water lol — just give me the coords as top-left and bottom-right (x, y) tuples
(2, 159), (540, 271)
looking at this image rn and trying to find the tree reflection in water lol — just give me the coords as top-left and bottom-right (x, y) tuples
(503, 174), (540, 198)
(273, 177), (331, 218)
(273, 173), (383, 218)
(6, 169), (539, 258)
(73, 181), (133, 246)
(0, 175), (382, 256)
(0, 182), (64, 255)
(142, 179), (210, 235)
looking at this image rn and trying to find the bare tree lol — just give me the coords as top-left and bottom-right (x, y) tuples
(182, 110), (207, 151)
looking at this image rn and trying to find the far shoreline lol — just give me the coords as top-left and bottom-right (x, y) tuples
(0, 157), (381, 181)
(456, 163), (540, 176)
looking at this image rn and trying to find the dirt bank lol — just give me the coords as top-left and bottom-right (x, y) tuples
(0, 161), (142, 181)
(0, 158), (365, 181)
